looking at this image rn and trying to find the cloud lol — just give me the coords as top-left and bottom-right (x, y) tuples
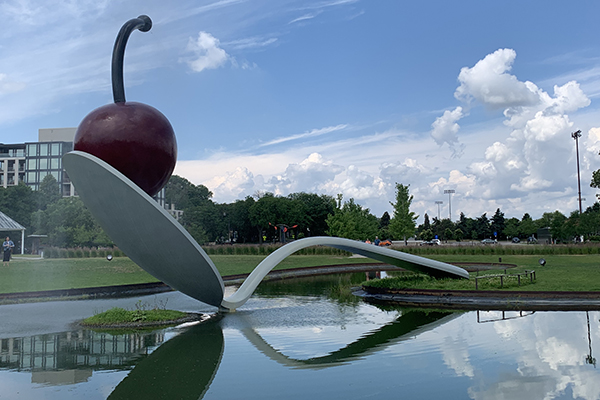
(0, 73), (26, 94)
(455, 48), (539, 109)
(207, 166), (256, 200)
(264, 153), (345, 194)
(226, 36), (278, 50)
(259, 124), (348, 147)
(289, 13), (320, 24)
(183, 31), (230, 73)
(430, 106), (465, 157)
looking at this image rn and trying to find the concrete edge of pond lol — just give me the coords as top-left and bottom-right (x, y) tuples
(356, 287), (600, 311)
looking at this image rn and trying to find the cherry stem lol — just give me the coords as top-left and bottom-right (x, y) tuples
(112, 15), (152, 103)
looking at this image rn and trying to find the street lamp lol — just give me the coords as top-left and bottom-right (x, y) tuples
(572, 130), (583, 214)
(444, 190), (455, 220)
(435, 201), (443, 221)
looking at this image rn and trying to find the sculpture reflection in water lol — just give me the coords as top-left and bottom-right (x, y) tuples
(0, 309), (455, 399)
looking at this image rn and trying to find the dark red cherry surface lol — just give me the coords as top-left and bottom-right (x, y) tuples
(74, 101), (177, 197)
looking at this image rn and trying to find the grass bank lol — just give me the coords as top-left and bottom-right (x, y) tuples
(0, 254), (376, 294)
(365, 254), (600, 292)
(81, 307), (187, 327)
(5, 252), (600, 295)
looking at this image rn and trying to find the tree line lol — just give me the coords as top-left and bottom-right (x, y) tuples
(3, 173), (599, 251)
(417, 206), (600, 243)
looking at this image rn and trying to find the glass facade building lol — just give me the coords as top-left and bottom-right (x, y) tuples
(24, 141), (74, 195)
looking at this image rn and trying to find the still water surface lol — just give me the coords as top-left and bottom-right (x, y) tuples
(1, 273), (599, 399)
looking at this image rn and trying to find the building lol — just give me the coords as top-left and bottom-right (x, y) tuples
(0, 128), (75, 195)
(1, 127), (166, 206)
(25, 128), (76, 196)
(0, 143), (25, 188)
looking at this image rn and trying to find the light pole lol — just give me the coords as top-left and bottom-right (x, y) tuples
(572, 130), (583, 214)
(435, 201), (443, 221)
(444, 190), (455, 221)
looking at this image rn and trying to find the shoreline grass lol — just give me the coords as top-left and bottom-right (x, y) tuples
(3, 252), (600, 295)
(81, 307), (188, 327)
(365, 254), (600, 292)
(0, 254), (378, 294)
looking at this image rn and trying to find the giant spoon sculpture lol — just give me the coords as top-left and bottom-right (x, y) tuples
(63, 15), (469, 312)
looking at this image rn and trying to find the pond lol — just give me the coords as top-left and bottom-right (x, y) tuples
(1, 273), (599, 399)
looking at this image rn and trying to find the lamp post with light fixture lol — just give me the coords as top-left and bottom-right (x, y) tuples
(435, 201), (443, 221)
(444, 190), (455, 221)
(572, 130), (583, 214)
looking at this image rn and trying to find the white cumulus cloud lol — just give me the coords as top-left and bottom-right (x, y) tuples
(431, 106), (465, 157)
(183, 31), (229, 73)
(454, 48), (539, 109)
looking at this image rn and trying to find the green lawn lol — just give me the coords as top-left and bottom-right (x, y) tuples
(4, 253), (600, 294)
(0, 254), (376, 294)
(365, 254), (600, 292)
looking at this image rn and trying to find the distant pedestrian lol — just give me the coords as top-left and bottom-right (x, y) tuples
(3, 236), (14, 266)
(374, 236), (380, 246)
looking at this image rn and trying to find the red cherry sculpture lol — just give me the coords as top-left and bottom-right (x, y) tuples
(74, 15), (177, 197)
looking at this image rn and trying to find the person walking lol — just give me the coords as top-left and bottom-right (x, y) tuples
(3, 236), (14, 266)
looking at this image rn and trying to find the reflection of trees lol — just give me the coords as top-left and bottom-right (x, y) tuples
(237, 310), (459, 369)
(108, 320), (224, 400)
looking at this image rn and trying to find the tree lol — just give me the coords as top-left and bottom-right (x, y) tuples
(388, 183), (418, 244)
(444, 227), (454, 241)
(249, 193), (296, 243)
(475, 213), (491, 239)
(0, 182), (37, 231)
(326, 197), (379, 240)
(454, 228), (464, 242)
(288, 192), (336, 237)
(591, 168), (600, 199)
(519, 213), (537, 238)
(433, 218), (454, 241)
(456, 212), (473, 239)
(379, 211), (391, 239)
(421, 229), (434, 241)
(38, 174), (62, 210)
(34, 197), (111, 248)
(423, 213), (431, 230)
(503, 217), (520, 239)
(490, 208), (505, 240)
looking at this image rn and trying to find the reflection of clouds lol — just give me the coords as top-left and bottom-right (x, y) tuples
(473, 311), (600, 400)
(441, 335), (474, 378)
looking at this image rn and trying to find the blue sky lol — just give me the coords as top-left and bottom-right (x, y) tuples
(2, 0), (600, 222)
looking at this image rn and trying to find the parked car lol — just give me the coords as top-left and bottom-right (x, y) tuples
(527, 236), (537, 244)
(378, 239), (392, 246)
(512, 237), (520, 243)
(481, 238), (496, 244)
(419, 239), (440, 246)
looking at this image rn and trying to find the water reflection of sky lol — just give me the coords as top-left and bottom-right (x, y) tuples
(0, 281), (599, 399)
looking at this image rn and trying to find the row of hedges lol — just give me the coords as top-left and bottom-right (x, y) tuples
(399, 244), (600, 256)
(41, 242), (600, 259)
(41, 243), (353, 258)
(43, 247), (125, 259)
(201, 244), (352, 256)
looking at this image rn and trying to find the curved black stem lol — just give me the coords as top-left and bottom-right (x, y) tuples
(111, 15), (152, 103)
